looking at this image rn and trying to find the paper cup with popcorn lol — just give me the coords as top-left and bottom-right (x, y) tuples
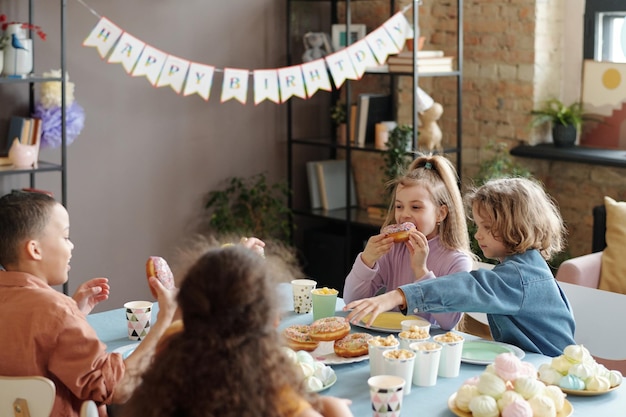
(291, 279), (316, 314)
(433, 331), (464, 378)
(383, 349), (416, 395)
(368, 335), (400, 377)
(410, 341), (442, 386)
(311, 287), (339, 320)
(398, 325), (430, 350)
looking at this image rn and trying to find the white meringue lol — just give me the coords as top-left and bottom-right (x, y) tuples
(551, 355), (574, 374)
(569, 362), (596, 380)
(543, 385), (566, 411)
(527, 395), (557, 417)
(455, 384), (480, 412)
(469, 394), (500, 417)
(538, 363), (563, 386)
(563, 344), (591, 364)
(497, 390), (525, 412)
(514, 376), (546, 399)
(304, 375), (324, 391)
(608, 370), (623, 387)
(586, 375), (611, 392)
(477, 372), (507, 399)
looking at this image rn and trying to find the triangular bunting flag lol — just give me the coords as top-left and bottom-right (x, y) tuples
(221, 68), (250, 104)
(365, 25), (400, 64)
(132, 45), (167, 86)
(183, 62), (215, 101)
(278, 65), (307, 103)
(325, 50), (358, 88)
(346, 39), (378, 78)
(301, 59), (332, 98)
(383, 12), (412, 50)
(83, 16), (123, 59)
(253, 69), (280, 105)
(156, 54), (190, 93)
(108, 32), (145, 74)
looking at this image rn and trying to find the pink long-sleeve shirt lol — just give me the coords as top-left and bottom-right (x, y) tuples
(343, 236), (473, 330)
(0, 272), (124, 417)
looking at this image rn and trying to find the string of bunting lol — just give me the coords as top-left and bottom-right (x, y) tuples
(78, 0), (415, 105)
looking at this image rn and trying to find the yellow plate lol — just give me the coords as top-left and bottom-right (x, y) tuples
(448, 393), (573, 417)
(358, 312), (426, 332)
(560, 383), (620, 396)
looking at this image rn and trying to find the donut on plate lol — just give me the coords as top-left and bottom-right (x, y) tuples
(283, 324), (319, 352)
(309, 317), (351, 342)
(146, 256), (175, 298)
(334, 333), (373, 358)
(381, 222), (416, 243)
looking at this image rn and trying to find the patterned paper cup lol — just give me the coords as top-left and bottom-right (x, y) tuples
(291, 279), (316, 314)
(124, 301), (153, 341)
(368, 375), (405, 417)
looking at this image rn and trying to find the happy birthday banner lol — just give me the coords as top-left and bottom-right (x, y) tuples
(83, 12), (413, 105)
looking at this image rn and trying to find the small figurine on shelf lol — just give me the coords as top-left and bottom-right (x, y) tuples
(8, 138), (38, 168)
(416, 87), (443, 152)
(302, 32), (332, 62)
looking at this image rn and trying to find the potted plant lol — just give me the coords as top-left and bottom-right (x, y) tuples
(202, 172), (293, 244)
(530, 98), (596, 148)
(381, 124), (413, 199)
(330, 102), (348, 145)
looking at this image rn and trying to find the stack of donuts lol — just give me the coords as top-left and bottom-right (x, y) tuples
(282, 317), (372, 358)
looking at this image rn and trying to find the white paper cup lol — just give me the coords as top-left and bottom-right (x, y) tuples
(398, 334), (430, 350)
(368, 375), (405, 417)
(400, 318), (431, 333)
(368, 340), (399, 377)
(124, 301), (153, 341)
(383, 349), (416, 395)
(410, 341), (443, 386)
(291, 279), (316, 314)
(433, 333), (464, 378)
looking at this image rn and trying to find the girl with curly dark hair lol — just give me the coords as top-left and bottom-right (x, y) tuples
(121, 244), (353, 417)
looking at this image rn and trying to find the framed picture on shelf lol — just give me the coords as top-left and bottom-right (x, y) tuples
(331, 24), (366, 51)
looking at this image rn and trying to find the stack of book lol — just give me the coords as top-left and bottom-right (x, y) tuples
(1, 116), (43, 166)
(387, 50), (454, 74)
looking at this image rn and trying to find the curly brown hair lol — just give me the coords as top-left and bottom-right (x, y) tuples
(120, 245), (317, 417)
(465, 177), (566, 260)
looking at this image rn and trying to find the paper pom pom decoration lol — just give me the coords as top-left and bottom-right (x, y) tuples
(32, 101), (85, 149)
(32, 69), (84, 149)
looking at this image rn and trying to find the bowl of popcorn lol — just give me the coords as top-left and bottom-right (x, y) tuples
(450, 352), (572, 417)
(537, 344), (622, 396)
(284, 347), (337, 392)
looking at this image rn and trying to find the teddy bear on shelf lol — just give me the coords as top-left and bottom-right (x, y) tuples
(302, 32), (331, 62)
(418, 102), (444, 152)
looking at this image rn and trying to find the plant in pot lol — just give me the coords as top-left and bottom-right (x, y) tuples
(381, 124), (413, 201)
(202, 172), (293, 244)
(530, 98), (598, 148)
(330, 102), (347, 145)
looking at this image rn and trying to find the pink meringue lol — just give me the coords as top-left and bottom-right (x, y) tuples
(494, 352), (523, 381)
(501, 398), (533, 417)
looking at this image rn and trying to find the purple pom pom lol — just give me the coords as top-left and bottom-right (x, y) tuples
(32, 101), (86, 149)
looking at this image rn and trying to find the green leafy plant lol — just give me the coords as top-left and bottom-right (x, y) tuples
(203, 173), (292, 243)
(330, 102), (347, 125)
(530, 98), (593, 131)
(381, 124), (413, 202)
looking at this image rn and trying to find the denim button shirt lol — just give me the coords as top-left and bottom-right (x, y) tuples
(400, 250), (576, 357)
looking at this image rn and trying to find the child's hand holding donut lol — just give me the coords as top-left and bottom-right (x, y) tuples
(406, 230), (430, 280)
(360, 233), (394, 268)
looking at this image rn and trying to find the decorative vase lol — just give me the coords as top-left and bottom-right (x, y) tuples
(8, 138), (38, 168)
(552, 124), (577, 148)
(2, 24), (33, 77)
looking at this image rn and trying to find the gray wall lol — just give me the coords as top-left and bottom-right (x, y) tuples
(0, 0), (287, 311)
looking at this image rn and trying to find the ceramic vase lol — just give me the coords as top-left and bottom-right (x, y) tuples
(552, 124), (577, 148)
(2, 24), (33, 77)
(8, 138), (38, 168)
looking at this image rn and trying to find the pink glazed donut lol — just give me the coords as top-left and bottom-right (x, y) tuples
(381, 222), (416, 242)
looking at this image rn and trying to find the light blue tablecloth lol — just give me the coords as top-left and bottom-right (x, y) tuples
(88, 292), (626, 416)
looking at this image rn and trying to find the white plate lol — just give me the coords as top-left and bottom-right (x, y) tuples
(309, 372), (338, 393)
(112, 343), (139, 359)
(461, 340), (525, 365)
(311, 341), (369, 365)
